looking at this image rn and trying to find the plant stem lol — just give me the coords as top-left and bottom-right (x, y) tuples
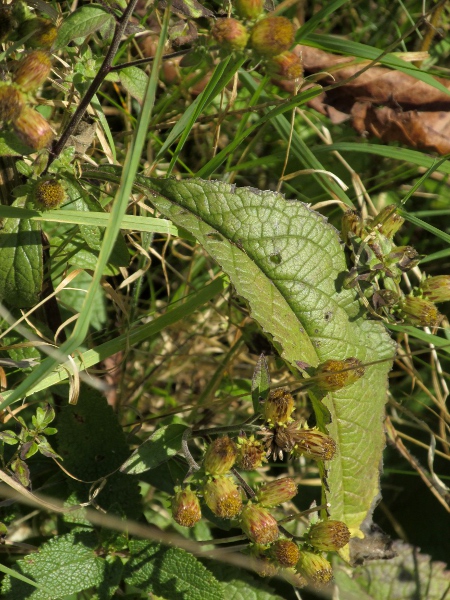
(109, 49), (190, 72)
(44, 0), (140, 173)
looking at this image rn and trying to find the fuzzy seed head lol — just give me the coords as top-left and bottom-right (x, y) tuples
(171, 487), (201, 527)
(235, 0), (265, 20)
(267, 51), (303, 80)
(13, 50), (52, 93)
(13, 106), (53, 150)
(212, 18), (249, 50)
(203, 436), (237, 475)
(296, 550), (333, 586)
(305, 520), (351, 551)
(240, 504), (279, 544)
(34, 178), (65, 209)
(398, 295), (440, 327)
(257, 477), (298, 508)
(250, 16), (295, 57)
(264, 388), (295, 426)
(236, 435), (266, 470)
(292, 427), (336, 461)
(203, 476), (243, 519)
(0, 84), (25, 122)
(420, 275), (450, 304)
(270, 539), (300, 567)
(314, 357), (365, 392)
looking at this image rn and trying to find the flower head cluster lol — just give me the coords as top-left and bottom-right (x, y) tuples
(341, 205), (449, 324)
(0, 10), (56, 150)
(209, 6), (302, 82)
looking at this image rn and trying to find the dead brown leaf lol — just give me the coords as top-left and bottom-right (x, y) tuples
(281, 46), (450, 155)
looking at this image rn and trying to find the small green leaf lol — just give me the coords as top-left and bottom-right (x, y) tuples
(55, 6), (114, 50)
(0, 532), (105, 599)
(33, 404), (55, 429)
(119, 67), (149, 104)
(11, 458), (30, 487)
(36, 437), (61, 459)
(120, 424), (187, 475)
(0, 197), (43, 308)
(0, 431), (19, 445)
(20, 441), (39, 459)
(124, 541), (224, 600)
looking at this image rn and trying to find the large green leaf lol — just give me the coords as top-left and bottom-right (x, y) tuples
(124, 540), (224, 600)
(0, 197), (42, 308)
(139, 177), (396, 541)
(55, 6), (114, 50)
(0, 532), (105, 599)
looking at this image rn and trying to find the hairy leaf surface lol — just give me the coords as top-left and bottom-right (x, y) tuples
(144, 177), (396, 539)
(0, 197), (42, 308)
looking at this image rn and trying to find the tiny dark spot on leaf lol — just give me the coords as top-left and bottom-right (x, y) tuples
(206, 232), (223, 241)
(269, 252), (282, 264)
(324, 311), (333, 322)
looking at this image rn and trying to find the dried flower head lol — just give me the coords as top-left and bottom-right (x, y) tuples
(236, 434), (266, 470)
(305, 520), (351, 551)
(314, 357), (365, 392)
(171, 487), (201, 527)
(240, 504), (279, 544)
(292, 427), (337, 462)
(257, 477), (298, 508)
(269, 539), (300, 567)
(341, 209), (363, 244)
(263, 388), (295, 426)
(202, 476), (243, 519)
(203, 436), (237, 475)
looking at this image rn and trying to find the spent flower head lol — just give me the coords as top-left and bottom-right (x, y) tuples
(269, 539), (300, 567)
(313, 357), (365, 392)
(263, 387), (295, 426)
(236, 434), (266, 470)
